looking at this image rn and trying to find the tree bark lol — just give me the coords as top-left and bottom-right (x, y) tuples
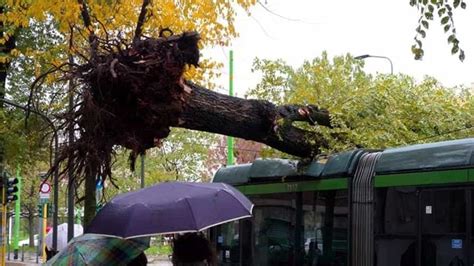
(179, 83), (331, 158)
(28, 215), (34, 247)
(83, 169), (97, 228)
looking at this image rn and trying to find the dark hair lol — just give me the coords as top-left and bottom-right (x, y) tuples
(127, 252), (147, 266)
(172, 233), (217, 266)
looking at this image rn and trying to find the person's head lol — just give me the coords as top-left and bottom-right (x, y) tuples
(127, 252), (147, 266)
(172, 233), (216, 266)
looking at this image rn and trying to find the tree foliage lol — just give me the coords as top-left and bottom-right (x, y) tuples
(248, 52), (473, 152)
(1, 0), (256, 73)
(103, 128), (217, 199)
(1, 0), (472, 225)
(411, 0), (467, 61)
(2, 0), (259, 224)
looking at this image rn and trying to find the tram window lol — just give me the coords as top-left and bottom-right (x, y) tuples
(421, 190), (465, 234)
(250, 190), (348, 266)
(303, 191), (348, 266)
(215, 221), (240, 265)
(383, 187), (417, 235)
(252, 193), (296, 266)
(421, 189), (466, 266)
(375, 188), (417, 266)
(471, 190), (474, 262)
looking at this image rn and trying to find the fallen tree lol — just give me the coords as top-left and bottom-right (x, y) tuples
(29, 0), (332, 225)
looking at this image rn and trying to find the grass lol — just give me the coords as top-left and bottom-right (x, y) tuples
(145, 242), (172, 256)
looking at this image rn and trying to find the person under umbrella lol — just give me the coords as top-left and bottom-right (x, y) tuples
(46, 234), (149, 265)
(171, 233), (217, 266)
(86, 182), (254, 238)
(45, 223), (83, 260)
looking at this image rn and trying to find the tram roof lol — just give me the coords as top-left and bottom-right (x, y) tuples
(213, 138), (474, 185)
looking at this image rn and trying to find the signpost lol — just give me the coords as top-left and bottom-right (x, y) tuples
(39, 181), (50, 263)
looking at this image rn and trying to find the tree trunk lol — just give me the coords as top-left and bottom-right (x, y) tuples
(83, 170), (97, 228)
(28, 215), (34, 247)
(179, 82), (331, 158)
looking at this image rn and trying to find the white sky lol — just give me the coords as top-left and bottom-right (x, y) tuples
(205, 0), (474, 96)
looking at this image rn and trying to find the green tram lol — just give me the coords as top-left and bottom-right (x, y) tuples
(210, 138), (474, 266)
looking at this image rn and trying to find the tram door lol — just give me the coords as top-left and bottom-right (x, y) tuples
(375, 187), (472, 266)
(419, 188), (470, 266)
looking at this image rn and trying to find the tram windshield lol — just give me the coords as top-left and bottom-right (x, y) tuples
(215, 190), (348, 266)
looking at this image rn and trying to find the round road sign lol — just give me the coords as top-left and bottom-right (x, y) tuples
(40, 183), (51, 193)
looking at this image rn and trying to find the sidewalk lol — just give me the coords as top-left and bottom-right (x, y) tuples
(3, 256), (172, 266)
(3, 250), (41, 265)
(3, 254), (173, 265)
(6, 262), (39, 266)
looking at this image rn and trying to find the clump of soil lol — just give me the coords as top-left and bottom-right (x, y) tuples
(61, 31), (200, 182)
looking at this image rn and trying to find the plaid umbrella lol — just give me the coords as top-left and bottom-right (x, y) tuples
(46, 234), (149, 265)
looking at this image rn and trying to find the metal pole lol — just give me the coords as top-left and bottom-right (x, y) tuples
(354, 54), (393, 74)
(42, 204), (47, 263)
(226, 50), (234, 166)
(37, 207), (41, 263)
(0, 98), (60, 251)
(52, 130), (59, 251)
(0, 156), (3, 266)
(369, 55), (393, 74)
(1, 186), (6, 266)
(12, 166), (21, 259)
(140, 154), (145, 189)
(67, 55), (75, 241)
(7, 215), (10, 260)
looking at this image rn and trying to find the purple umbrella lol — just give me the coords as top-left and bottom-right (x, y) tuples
(86, 182), (253, 238)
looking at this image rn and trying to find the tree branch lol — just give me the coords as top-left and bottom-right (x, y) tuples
(179, 82), (330, 158)
(133, 0), (151, 44)
(77, 0), (98, 59)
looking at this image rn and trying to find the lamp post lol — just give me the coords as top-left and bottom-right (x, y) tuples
(0, 98), (60, 252)
(354, 54), (393, 74)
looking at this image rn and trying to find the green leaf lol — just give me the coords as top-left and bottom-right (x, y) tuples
(425, 12), (434, 20)
(451, 45), (459, 54)
(447, 34), (456, 43)
(428, 4), (434, 12)
(453, 0), (460, 8)
(458, 49), (465, 61)
(419, 30), (426, 38)
(414, 48), (424, 60)
(437, 8), (446, 16)
(421, 20), (429, 29)
(415, 38), (422, 48)
(443, 24), (451, 32)
(430, 0), (438, 4)
(441, 16), (450, 24)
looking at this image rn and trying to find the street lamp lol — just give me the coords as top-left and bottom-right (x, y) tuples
(354, 54), (393, 74)
(0, 98), (60, 252)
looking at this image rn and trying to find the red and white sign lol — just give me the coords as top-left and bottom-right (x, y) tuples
(40, 182), (51, 199)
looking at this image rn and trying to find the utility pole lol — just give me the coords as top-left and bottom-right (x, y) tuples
(140, 154), (145, 189)
(227, 50), (234, 166)
(12, 166), (21, 259)
(67, 55), (75, 241)
(354, 54), (394, 74)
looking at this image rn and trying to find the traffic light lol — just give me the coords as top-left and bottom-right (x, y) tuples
(37, 204), (43, 218)
(47, 204), (53, 216)
(1, 171), (18, 204)
(36, 204), (52, 218)
(4, 174), (18, 204)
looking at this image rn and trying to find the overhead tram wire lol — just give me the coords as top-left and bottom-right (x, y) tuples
(257, 0), (323, 25)
(408, 125), (474, 144)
